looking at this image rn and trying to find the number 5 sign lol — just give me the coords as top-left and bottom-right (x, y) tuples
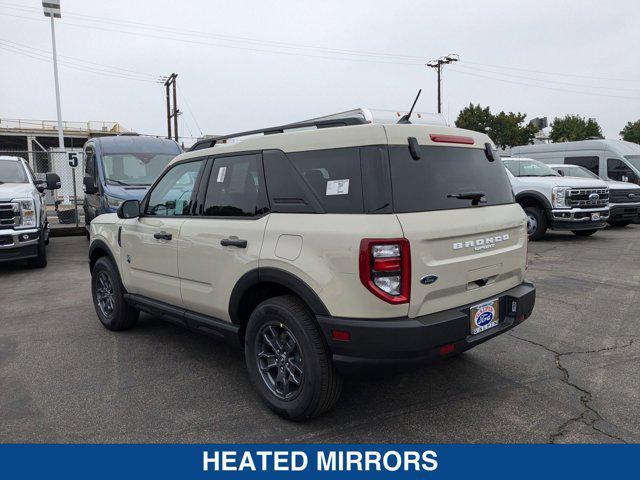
(68, 152), (79, 168)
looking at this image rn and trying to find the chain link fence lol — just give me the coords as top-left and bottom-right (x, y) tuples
(0, 148), (85, 228)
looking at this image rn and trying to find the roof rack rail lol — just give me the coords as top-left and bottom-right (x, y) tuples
(189, 108), (448, 151)
(189, 115), (367, 152)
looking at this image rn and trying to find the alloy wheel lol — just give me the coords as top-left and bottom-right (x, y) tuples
(255, 323), (304, 400)
(95, 271), (116, 318)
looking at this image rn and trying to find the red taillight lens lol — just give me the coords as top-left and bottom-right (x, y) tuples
(359, 238), (411, 304)
(331, 330), (351, 342)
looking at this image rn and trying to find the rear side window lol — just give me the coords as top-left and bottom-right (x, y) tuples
(202, 154), (268, 217)
(565, 156), (599, 176)
(389, 146), (514, 213)
(287, 147), (364, 213)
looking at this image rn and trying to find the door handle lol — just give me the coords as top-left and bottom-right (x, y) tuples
(153, 231), (172, 241)
(220, 237), (247, 248)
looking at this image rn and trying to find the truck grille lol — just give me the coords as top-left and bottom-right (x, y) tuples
(568, 188), (609, 208)
(0, 202), (20, 230)
(610, 189), (640, 204)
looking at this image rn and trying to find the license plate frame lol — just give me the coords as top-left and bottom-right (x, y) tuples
(470, 299), (500, 335)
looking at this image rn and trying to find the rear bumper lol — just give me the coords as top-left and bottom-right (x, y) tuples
(0, 228), (41, 263)
(317, 282), (535, 375)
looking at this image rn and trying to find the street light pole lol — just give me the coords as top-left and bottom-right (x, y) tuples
(43, 0), (64, 149)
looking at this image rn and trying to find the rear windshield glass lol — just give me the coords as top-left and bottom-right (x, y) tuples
(389, 146), (514, 213)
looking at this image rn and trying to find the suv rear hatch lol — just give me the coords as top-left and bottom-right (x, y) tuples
(386, 130), (527, 318)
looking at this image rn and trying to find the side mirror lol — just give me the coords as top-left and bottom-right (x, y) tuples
(83, 176), (98, 194)
(45, 172), (61, 190)
(34, 180), (47, 193)
(117, 199), (140, 219)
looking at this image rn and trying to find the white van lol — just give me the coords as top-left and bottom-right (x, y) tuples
(511, 140), (640, 226)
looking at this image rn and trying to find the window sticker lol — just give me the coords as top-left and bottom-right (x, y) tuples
(216, 166), (227, 183)
(326, 179), (350, 196)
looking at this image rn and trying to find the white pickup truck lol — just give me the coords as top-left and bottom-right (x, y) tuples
(502, 157), (609, 240)
(0, 156), (61, 268)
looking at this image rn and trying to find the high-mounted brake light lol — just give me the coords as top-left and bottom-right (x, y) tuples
(359, 238), (411, 304)
(429, 134), (475, 145)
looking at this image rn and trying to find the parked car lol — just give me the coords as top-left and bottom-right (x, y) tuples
(502, 157), (609, 240)
(88, 111), (535, 420)
(511, 140), (640, 226)
(0, 156), (61, 268)
(548, 163), (640, 227)
(82, 134), (182, 238)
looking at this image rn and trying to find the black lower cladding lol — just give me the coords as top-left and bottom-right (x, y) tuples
(317, 282), (535, 374)
(0, 244), (38, 263)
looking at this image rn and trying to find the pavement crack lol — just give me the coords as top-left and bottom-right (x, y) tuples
(508, 332), (634, 444)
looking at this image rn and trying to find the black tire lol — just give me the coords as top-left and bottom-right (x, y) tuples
(572, 229), (598, 237)
(86, 230), (90, 241)
(607, 220), (631, 227)
(91, 256), (139, 331)
(27, 236), (47, 268)
(524, 206), (548, 241)
(244, 295), (342, 421)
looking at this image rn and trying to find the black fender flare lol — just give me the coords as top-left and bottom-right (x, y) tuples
(515, 191), (553, 220)
(88, 239), (127, 291)
(228, 267), (330, 325)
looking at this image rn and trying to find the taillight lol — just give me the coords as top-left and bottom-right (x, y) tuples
(359, 238), (411, 304)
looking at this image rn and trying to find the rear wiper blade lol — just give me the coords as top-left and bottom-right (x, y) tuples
(447, 191), (486, 206)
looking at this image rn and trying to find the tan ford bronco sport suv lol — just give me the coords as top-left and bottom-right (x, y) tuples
(88, 109), (535, 420)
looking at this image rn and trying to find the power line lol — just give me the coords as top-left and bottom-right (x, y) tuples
(463, 60), (640, 84)
(0, 0), (428, 62)
(179, 91), (203, 136)
(454, 63), (640, 93)
(448, 67), (640, 100)
(0, 41), (160, 83)
(0, 10), (426, 67)
(0, 38), (161, 81)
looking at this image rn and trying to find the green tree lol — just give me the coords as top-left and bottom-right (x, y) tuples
(454, 104), (538, 148)
(620, 120), (640, 144)
(454, 103), (493, 133)
(549, 115), (603, 142)
(489, 111), (538, 150)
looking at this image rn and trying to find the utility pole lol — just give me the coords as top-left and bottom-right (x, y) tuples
(426, 54), (459, 114)
(164, 73), (179, 142)
(43, 0), (64, 148)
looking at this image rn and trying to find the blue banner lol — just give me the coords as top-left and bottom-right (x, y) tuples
(0, 444), (635, 479)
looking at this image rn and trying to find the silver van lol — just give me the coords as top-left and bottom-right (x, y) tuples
(511, 140), (640, 226)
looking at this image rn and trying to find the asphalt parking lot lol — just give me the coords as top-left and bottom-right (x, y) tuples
(1, 228), (639, 444)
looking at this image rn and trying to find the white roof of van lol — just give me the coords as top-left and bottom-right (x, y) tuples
(512, 139), (640, 155)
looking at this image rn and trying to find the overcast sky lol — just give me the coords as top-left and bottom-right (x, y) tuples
(1, 0), (639, 144)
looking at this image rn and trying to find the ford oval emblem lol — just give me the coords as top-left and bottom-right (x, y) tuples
(420, 274), (439, 285)
(589, 193), (599, 201)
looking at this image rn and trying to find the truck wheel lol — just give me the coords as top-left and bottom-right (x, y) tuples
(27, 236), (47, 268)
(244, 295), (343, 421)
(607, 220), (631, 227)
(91, 256), (139, 331)
(524, 206), (547, 241)
(572, 229), (598, 237)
